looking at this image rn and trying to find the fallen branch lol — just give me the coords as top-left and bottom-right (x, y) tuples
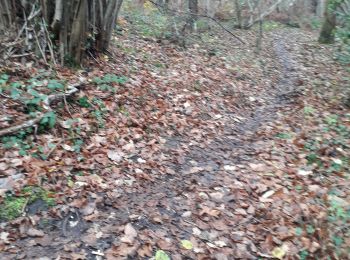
(0, 83), (82, 137)
(0, 113), (45, 137)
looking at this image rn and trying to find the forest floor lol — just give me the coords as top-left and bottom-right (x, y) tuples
(0, 25), (349, 259)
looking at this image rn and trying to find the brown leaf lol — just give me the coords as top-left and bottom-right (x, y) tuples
(107, 150), (123, 163)
(137, 243), (152, 257)
(121, 223), (138, 244)
(27, 228), (44, 237)
(80, 202), (96, 216)
(157, 238), (173, 251)
(199, 206), (221, 217)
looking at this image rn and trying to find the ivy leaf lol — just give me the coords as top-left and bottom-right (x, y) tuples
(41, 112), (56, 128)
(47, 80), (64, 90)
(295, 227), (303, 236)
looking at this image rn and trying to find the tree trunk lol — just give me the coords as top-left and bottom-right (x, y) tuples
(0, 0), (124, 65)
(318, 0), (337, 43)
(317, 0), (326, 17)
(188, 0), (198, 31)
(0, 0), (13, 33)
(234, 0), (242, 28)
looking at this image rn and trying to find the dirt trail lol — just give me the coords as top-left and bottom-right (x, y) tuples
(86, 29), (304, 258)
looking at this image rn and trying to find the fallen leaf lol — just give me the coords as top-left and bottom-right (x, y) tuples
(209, 191), (224, 201)
(27, 228), (45, 237)
(187, 166), (204, 174)
(235, 208), (247, 215)
(0, 232), (9, 242)
(155, 250), (170, 260)
(214, 240), (227, 248)
(199, 206), (221, 217)
(297, 169), (312, 176)
(61, 144), (75, 152)
(137, 243), (152, 257)
(272, 244), (288, 259)
(181, 240), (193, 250)
(121, 223), (138, 244)
(0, 162), (9, 171)
(261, 190), (275, 199)
(107, 150), (123, 162)
(223, 165), (236, 171)
(249, 163), (266, 172)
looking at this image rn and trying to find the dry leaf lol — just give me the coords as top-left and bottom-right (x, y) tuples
(121, 223), (137, 244)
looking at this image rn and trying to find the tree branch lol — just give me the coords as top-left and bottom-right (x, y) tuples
(0, 83), (82, 137)
(147, 0), (246, 44)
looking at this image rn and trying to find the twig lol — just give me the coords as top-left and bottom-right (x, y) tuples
(147, 0), (246, 44)
(42, 18), (57, 66)
(10, 52), (34, 58)
(21, 197), (30, 216)
(46, 140), (63, 159)
(33, 27), (48, 65)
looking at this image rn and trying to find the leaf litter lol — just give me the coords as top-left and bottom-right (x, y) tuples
(0, 26), (349, 259)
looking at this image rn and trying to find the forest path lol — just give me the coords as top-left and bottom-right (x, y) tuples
(1, 28), (333, 259)
(76, 29), (307, 259)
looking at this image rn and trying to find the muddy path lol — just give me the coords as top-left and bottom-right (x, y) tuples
(1, 29), (307, 259)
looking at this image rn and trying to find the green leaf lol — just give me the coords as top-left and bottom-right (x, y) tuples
(304, 106), (315, 115)
(1, 74), (9, 80)
(325, 115), (338, 125)
(332, 236), (343, 246)
(10, 88), (21, 99)
(41, 112), (56, 128)
(299, 250), (308, 260)
(19, 149), (27, 156)
(78, 96), (91, 108)
(295, 227), (303, 236)
(155, 250), (170, 260)
(306, 225), (315, 234)
(47, 112), (56, 128)
(180, 240), (193, 250)
(47, 80), (64, 90)
(276, 133), (292, 139)
(26, 97), (41, 105)
(10, 82), (22, 88)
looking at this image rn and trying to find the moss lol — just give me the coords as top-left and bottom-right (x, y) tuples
(0, 186), (55, 221)
(0, 196), (27, 221)
(22, 186), (56, 207)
